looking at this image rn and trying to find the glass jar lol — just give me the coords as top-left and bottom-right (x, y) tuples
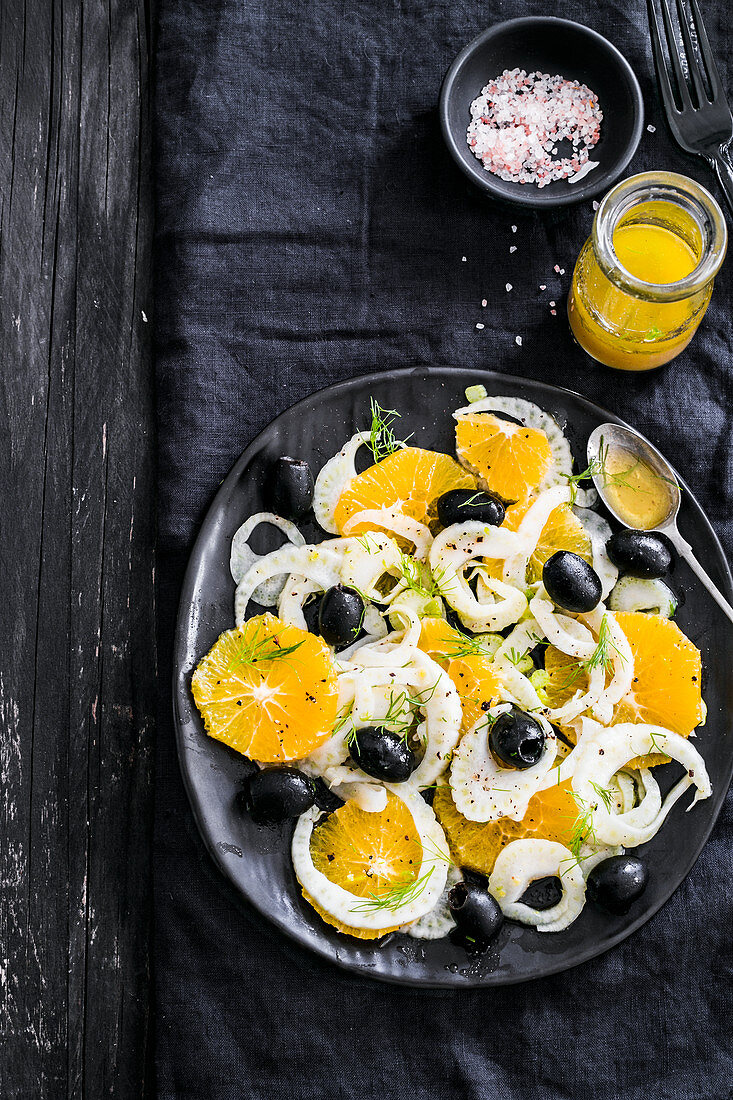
(568, 171), (727, 371)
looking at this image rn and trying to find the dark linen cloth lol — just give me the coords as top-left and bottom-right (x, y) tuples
(153, 1), (732, 1096)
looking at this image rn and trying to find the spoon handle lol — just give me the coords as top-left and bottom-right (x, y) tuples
(664, 527), (733, 627)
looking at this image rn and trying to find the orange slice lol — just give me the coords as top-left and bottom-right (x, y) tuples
(191, 613), (339, 763)
(417, 617), (470, 669)
(455, 413), (553, 502)
(417, 619), (502, 729)
(447, 655), (502, 732)
(504, 501), (593, 580)
(542, 646), (589, 744)
(434, 780), (577, 876)
(543, 646), (588, 713)
(302, 791), (422, 939)
(333, 447), (475, 534)
(613, 611), (704, 767)
(543, 612), (704, 767)
(479, 500), (594, 583)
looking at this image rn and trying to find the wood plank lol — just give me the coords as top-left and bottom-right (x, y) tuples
(0, 1), (155, 1096)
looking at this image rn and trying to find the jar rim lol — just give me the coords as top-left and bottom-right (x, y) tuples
(592, 171), (727, 302)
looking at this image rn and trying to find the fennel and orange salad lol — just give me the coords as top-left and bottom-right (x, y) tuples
(190, 389), (710, 950)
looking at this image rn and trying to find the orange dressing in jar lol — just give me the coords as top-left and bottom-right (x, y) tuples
(568, 173), (726, 371)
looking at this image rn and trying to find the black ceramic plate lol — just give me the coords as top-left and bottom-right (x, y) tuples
(173, 367), (733, 987)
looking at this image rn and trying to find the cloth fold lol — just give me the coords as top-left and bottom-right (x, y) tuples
(154, 1), (732, 1096)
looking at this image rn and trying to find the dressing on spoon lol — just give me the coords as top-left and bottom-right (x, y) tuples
(587, 423), (733, 627)
(601, 445), (674, 530)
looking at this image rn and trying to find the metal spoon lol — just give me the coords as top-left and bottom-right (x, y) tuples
(587, 423), (733, 626)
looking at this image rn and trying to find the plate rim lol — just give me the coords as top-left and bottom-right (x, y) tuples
(172, 365), (733, 988)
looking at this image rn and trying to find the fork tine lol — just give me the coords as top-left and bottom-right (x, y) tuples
(647, 0), (683, 115)
(675, 0), (708, 105)
(687, 0), (726, 102)
(657, 0), (693, 109)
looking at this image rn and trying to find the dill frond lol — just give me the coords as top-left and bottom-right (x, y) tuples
(349, 867), (434, 915)
(227, 627), (305, 673)
(363, 399), (413, 463)
(584, 613), (626, 675)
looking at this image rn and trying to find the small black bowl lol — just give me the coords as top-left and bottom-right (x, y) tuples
(440, 17), (644, 208)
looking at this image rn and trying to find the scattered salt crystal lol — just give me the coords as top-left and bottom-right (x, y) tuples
(509, 245), (517, 253)
(592, 200), (599, 210)
(141, 310), (148, 323)
(481, 299), (487, 307)
(550, 309), (557, 316)
(559, 267), (565, 275)
(554, 264), (561, 273)
(505, 283), (513, 292)
(515, 336), (523, 346)
(549, 300), (556, 307)
(462, 256), (467, 262)
(511, 225), (517, 233)
(476, 323), (485, 330)
(647, 124), (656, 133)
(539, 284), (546, 291)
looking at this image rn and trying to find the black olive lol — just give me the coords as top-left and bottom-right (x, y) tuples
(543, 550), (602, 613)
(587, 855), (649, 915)
(266, 456), (314, 518)
(528, 640), (546, 669)
(241, 767), (316, 824)
(437, 488), (506, 528)
(489, 708), (545, 769)
(312, 776), (345, 813)
(318, 585), (364, 647)
(520, 875), (563, 911)
(301, 593), (322, 636)
(448, 879), (504, 940)
(349, 726), (415, 782)
(606, 529), (673, 579)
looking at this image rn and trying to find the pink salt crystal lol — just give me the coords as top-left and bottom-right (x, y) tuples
(466, 71), (603, 188)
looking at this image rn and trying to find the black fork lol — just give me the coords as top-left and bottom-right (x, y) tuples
(648, 0), (733, 214)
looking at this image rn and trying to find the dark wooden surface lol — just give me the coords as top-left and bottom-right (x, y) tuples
(0, 1), (155, 1096)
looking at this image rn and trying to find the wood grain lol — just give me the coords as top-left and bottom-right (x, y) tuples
(0, 1), (155, 1095)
